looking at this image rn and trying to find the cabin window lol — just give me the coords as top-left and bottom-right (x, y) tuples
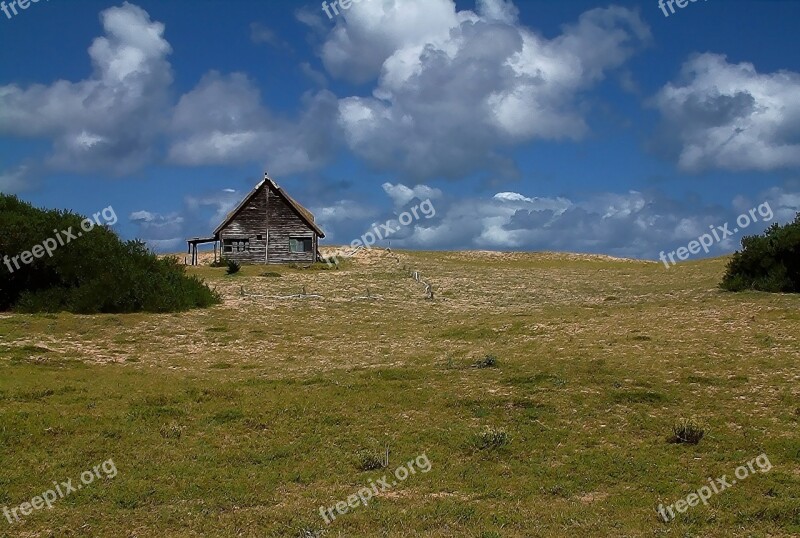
(256, 235), (263, 240)
(289, 237), (313, 253)
(223, 239), (250, 253)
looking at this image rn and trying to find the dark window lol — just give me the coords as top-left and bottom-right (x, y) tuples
(289, 237), (313, 253)
(223, 239), (250, 253)
(256, 235), (263, 240)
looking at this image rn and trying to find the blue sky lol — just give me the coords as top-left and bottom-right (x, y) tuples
(1, 0), (799, 259)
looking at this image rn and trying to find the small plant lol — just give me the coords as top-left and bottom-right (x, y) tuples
(474, 427), (510, 450)
(159, 422), (184, 439)
(261, 271), (282, 278)
(473, 354), (498, 369)
(226, 260), (241, 275)
(356, 446), (389, 471)
(209, 258), (227, 268)
(669, 419), (705, 445)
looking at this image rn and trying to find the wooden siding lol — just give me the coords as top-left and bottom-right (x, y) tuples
(218, 184), (317, 264)
(265, 187), (317, 263)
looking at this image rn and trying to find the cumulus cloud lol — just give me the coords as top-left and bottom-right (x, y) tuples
(314, 182), (798, 259)
(168, 72), (341, 175)
(382, 182), (443, 207)
(652, 53), (800, 172)
(0, 4), (341, 178)
(0, 2), (173, 174)
(327, 1), (650, 179)
(316, 0), (462, 84)
(313, 199), (378, 221)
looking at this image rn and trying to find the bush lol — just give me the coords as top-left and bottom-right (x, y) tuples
(474, 427), (510, 450)
(356, 452), (388, 472)
(669, 419), (705, 445)
(0, 195), (220, 314)
(473, 354), (498, 369)
(720, 214), (800, 293)
(226, 260), (241, 275)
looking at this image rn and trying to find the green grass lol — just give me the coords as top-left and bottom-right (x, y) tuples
(0, 249), (798, 536)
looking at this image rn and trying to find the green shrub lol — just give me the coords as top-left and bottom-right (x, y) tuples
(226, 260), (241, 275)
(669, 419), (705, 445)
(474, 427), (510, 450)
(0, 194), (220, 313)
(720, 214), (800, 293)
(356, 452), (387, 472)
(473, 354), (498, 369)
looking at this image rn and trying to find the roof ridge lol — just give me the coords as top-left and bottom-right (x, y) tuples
(212, 174), (324, 238)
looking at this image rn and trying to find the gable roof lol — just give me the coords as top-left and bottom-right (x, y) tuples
(213, 174), (325, 238)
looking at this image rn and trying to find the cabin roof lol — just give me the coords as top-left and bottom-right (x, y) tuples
(213, 175), (325, 238)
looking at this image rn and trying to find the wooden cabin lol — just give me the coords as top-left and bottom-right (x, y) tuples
(187, 175), (325, 265)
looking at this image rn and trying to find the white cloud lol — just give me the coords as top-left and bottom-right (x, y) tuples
(328, 1), (650, 179)
(653, 53), (800, 172)
(382, 182), (443, 207)
(316, 0), (462, 84)
(477, 0), (519, 24)
(311, 200), (379, 227)
(168, 72), (340, 175)
(129, 210), (184, 227)
(0, 3), (172, 174)
(339, 182), (800, 259)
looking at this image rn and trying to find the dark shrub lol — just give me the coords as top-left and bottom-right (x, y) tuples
(0, 195), (220, 313)
(226, 260), (241, 275)
(720, 214), (800, 293)
(474, 427), (510, 450)
(669, 419), (705, 445)
(356, 452), (387, 472)
(473, 354), (498, 369)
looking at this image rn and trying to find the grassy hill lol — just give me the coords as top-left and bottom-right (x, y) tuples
(0, 249), (798, 536)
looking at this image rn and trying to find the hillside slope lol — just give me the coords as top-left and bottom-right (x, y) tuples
(1, 250), (798, 536)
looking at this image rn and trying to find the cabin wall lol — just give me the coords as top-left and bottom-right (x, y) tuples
(218, 187), (268, 264)
(218, 185), (317, 264)
(266, 188), (317, 264)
